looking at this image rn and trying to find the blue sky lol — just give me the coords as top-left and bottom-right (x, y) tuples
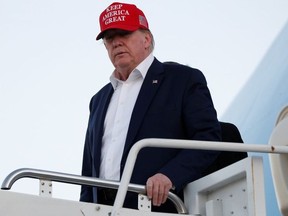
(1, 0), (288, 206)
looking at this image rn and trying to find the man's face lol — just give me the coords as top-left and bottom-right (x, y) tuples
(103, 29), (151, 78)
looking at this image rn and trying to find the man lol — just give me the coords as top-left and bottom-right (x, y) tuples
(80, 2), (221, 213)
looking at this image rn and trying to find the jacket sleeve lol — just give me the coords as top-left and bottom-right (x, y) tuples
(79, 130), (94, 202)
(79, 97), (95, 202)
(159, 68), (221, 191)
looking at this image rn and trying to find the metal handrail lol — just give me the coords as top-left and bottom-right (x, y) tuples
(111, 138), (288, 216)
(1, 168), (188, 214)
(2, 140), (288, 215)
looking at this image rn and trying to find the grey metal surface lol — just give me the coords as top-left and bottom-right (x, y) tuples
(1, 167), (188, 214)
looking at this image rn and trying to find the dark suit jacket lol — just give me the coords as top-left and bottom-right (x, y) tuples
(80, 58), (221, 212)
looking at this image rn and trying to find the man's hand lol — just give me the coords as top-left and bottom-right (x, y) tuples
(146, 173), (173, 206)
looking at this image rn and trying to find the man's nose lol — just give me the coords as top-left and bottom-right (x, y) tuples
(112, 36), (123, 48)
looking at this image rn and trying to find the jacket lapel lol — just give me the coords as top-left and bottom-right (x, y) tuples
(123, 58), (165, 156)
(93, 84), (114, 176)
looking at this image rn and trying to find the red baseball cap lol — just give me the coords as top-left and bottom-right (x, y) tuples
(96, 2), (149, 40)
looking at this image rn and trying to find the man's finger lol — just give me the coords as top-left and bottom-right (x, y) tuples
(146, 179), (153, 199)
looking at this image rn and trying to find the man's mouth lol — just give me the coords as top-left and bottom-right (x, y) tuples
(114, 51), (126, 58)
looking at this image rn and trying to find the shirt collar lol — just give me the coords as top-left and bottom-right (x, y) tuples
(110, 53), (154, 90)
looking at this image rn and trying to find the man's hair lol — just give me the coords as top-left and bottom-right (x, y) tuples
(139, 29), (155, 52)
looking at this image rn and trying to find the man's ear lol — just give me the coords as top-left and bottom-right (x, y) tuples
(144, 31), (152, 50)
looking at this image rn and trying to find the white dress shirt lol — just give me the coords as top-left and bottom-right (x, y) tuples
(100, 54), (154, 181)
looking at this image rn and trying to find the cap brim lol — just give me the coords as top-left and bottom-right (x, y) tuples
(96, 31), (105, 40)
(96, 25), (142, 40)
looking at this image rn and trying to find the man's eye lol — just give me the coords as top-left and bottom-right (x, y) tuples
(105, 35), (113, 41)
(119, 31), (132, 37)
(104, 31), (132, 40)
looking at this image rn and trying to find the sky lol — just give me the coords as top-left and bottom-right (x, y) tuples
(1, 0), (288, 206)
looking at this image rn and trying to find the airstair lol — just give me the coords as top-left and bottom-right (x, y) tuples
(1, 106), (288, 216)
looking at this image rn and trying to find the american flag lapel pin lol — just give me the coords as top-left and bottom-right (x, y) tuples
(152, 80), (158, 84)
